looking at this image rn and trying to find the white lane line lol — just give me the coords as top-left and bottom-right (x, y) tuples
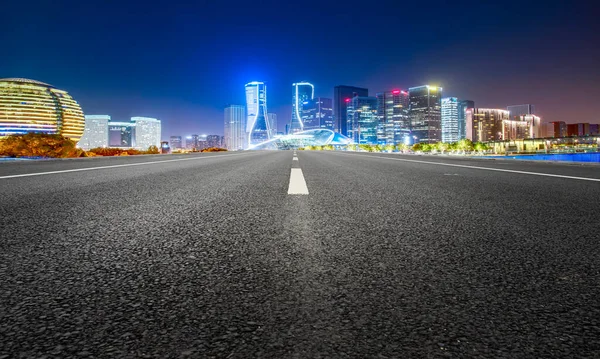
(287, 168), (309, 195)
(347, 154), (600, 182)
(0, 153), (253, 180)
(293, 157), (299, 161)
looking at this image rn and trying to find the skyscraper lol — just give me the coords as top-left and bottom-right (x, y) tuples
(466, 108), (510, 142)
(291, 82), (314, 133)
(347, 96), (378, 145)
(245, 81), (270, 147)
(458, 100), (475, 140)
(131, 117), (161, 150)
(78, 115), (110, 150)
(441, 97), (459, 143)
(376, 90), (410, 145)
(301, 97), (334, 131)
(224, 105), (246, 150)
(334, 85), (368, 136)
(206, 135), (221, 148)
(170, 136), (182, 149)
(409, 85), (442, 144)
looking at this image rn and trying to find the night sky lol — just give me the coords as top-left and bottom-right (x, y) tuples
(2, 0), (599, 139)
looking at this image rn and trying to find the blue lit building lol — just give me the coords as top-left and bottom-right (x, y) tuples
(301, 97), (334, 131)
(291, 82), (314, 133)
(245, 81), (271, 147)
(347, 96), (378, 145)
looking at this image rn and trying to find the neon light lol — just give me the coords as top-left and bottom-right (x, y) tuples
(392, 90), (400, 94)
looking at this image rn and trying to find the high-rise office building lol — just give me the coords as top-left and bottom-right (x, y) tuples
(301, 97), (334, 131)
(466, 108), (510, 142)
(409, 85), (442, 144)
(131, 117), (161, 150)
(224, 105), (246, 151)
(206, 135), (221, 148)
(347, 96), (378, 145)
(334, 85), (368, 136)
(291, 82), (314, 133)
(377, 90), (410, 145)
(458, 100), (475, 141)
(78, 115), (110, 150)
(245, 81), (270, 146)
(268, 113), (278, 138)
(507, 104), (535, 119)
(186, 134), (200, 150)
(170, 136), (183, 149)
(441, 97), (459, 143)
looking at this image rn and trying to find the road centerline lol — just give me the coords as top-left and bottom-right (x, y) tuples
(288, 168), (309, 195)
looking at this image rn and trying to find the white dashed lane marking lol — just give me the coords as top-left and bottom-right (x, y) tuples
(287, 168), (309, 195)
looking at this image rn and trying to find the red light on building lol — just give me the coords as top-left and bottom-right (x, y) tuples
(392, 90), (400, 94)
(345, 98), (351, 102)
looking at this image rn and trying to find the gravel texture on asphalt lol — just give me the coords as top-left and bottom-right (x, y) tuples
(1, 151), (599, 358)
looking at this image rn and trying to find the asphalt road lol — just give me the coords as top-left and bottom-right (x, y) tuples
(1, 151), (599, 358)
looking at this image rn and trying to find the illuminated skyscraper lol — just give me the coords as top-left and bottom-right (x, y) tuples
(131, 117), (161, 150)
(409, 85), (442, 144)
(334, 85), (368, 136)
(458, 100), (475, 140)
(224, 105), (246, 150)
(78, 115), (110, 150)
(301, 98), (334, 131)
(245, 81), (271, 147)
(206, 135), (221, 148)
(441, 97), (459, 143)
(376, 90), (410, 145)
(347, 96), (378, 145)
(290, 82), (314, 133)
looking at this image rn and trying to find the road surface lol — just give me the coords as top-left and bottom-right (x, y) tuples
(1, 151), (599, 358)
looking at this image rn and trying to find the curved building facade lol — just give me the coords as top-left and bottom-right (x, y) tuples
(245, 81), (271, 147)
(0, 78), (85, 141)
(290, 82), (314, 133)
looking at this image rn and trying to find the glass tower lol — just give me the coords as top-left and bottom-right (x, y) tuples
(224, 105), (246, 151)
(301, 97), (334, 131)
(409, 85), (443, 144)
(170, 136), (182, 149)
(131, 117), (161, 150)
(78, 115), (110, 150)
(441, 97), (459, 143)
(245, 81), (270, 147)
(334, 85), (368, 136)
(291, 82), (314, 133)
(458, 100), (475, 141)
(376, 90), (410, 145)
(347, 96), (378, 145)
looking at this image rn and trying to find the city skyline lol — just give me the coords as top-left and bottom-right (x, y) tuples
(2, 0), (598, 140)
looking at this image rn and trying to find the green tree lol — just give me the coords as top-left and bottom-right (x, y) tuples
(384, 144), (395, 152)
(412, 143), (423, 152)
(437, 142), (449, 154)
(457, 139), (474, 153)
